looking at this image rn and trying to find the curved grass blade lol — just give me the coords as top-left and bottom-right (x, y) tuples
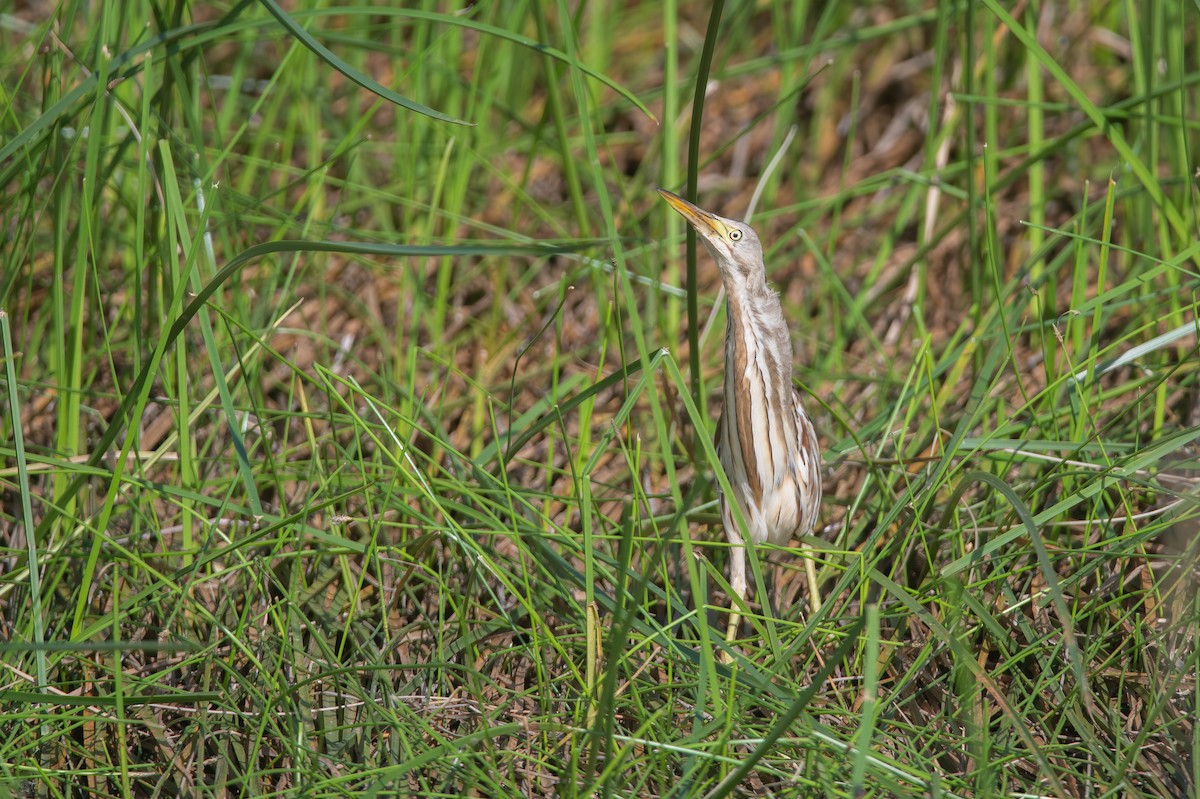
(681, 0), (727, 408)
(339, 7), (656, 124)
(257, 0), (471, 126)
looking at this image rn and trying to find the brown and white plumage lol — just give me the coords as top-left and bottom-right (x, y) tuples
(658, 188), (822, 647)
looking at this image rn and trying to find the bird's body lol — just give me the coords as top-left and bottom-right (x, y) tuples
(658, 188), (822, 647)
(717, 292), (821, 601)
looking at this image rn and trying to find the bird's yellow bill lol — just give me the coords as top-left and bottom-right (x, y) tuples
(656, 187), (726, 238)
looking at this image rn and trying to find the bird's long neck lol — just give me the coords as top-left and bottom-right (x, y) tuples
(724, 286), (795, 402)
(722, 286), (797, 492)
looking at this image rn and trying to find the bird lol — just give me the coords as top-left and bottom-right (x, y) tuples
(657, 187), (822, 652)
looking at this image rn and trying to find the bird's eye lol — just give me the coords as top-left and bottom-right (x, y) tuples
(729, 229), (743, 241)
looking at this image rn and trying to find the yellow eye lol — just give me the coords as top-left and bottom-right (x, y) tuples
(729, 229), (743, 241)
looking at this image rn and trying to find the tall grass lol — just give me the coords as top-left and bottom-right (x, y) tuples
(1, 2), (1198, 796)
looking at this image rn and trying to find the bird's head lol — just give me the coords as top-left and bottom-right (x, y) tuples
(657, 187), (765, 288)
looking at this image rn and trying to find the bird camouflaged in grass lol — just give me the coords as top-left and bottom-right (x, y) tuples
(658, 188), (822, 657)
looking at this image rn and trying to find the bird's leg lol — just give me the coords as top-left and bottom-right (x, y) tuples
(802, 544), (821, 614)
(722, 542), (748, 662)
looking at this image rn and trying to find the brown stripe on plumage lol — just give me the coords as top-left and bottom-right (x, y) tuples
(793, 388), (821, 529)
(763, 349), (789, 480)
(725, 301), (762, 507)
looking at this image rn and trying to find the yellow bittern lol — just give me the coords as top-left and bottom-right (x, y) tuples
(658, 188), (822, 649)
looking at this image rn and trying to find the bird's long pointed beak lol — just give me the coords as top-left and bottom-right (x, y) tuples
(656, 187), (725, 238)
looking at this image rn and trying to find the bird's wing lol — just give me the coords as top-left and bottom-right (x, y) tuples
(792, 386), (822, 533)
